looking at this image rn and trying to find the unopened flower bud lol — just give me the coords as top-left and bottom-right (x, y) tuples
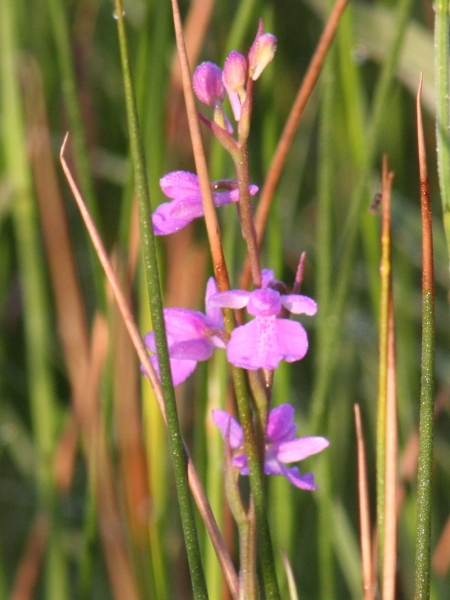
(223, 51), (248, 121)
(248, 33), (277, 80)
(223, 51), (248, 93)
(192, 62), (225, 107)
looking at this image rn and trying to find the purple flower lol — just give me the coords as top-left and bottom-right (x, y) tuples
(213, 403), (329, 489)
(152, 171), (259, 235)
(144, 278), (226, 385)
(208, 269), (317, 370)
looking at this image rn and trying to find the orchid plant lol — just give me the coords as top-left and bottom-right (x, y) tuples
(142, 20), (329, 598)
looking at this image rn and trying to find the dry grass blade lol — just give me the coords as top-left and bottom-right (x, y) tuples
(240, 0), (349, 289)
(379, 156), (397, 600)
(60, 136), (240, 599)
(417, 74), (433, 290)
(170, 0), (230, 293)
(86, 315), (141, 600)
(111, 285), (150, 546)
(354, 404), (376, 600)
(9, 515), (48, 600)
(167, 0), (215, 145)
(22, 56), (89, 387)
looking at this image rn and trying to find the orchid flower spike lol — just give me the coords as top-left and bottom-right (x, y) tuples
(213, 403), (329, 489)
(152, 171), (259, 235)
(143, 278), (225, 385)
(208, 269), (317, 370)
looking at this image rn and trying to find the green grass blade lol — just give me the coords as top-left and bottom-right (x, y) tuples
(114, 3), (208, 597)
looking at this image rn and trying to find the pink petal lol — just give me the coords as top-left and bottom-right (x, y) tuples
(246, 288), (282, 317)
(226, 89), (242, 121)
(149, 354), (197, 386)
(274, 319), (309, 362)
(169, 339), (214, 361)
(209, 290), (251, 309)
(281, 295), (317, 316)
(163, 308), (209, 341)
(227, 318), (280, 370)
(261, 269), (275, 288)
(152, 196), (204, 235)
(205, 278), (224, 328)
(212, 410), (244, 448)
(283, 467), (317, 490)
(267, 404), (296, 442)
(213, 189), (240, 207)
(276, 437), (330, 463)
(264, 458), (317, 490)
(159, 171), (200, 198)
(228, 184), (259, 203)
(233, 454), (248, 472)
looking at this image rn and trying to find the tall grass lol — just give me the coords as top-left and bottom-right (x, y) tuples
(0, 0), (449, 598)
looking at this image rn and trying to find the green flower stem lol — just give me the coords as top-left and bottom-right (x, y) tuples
(114, 3), (208, 598)
(414, 289), (435, 600)
(223, 444), (256, 598)
(233, 142), (262, 288)
(248, 370), (270, 459)
(435, 0), (450, 270)
(231, 365), (281, 600)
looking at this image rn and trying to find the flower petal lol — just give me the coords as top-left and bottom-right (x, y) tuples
(169, 339), (214, 361)
(159, 171), (200, 198)
(205, 278), (224, 328)
(234, 457), (249, 474)
(281, 294), (317, 316)
(261, 269), (275, 288)
(274, 319), (309, 362)
(283, 466), (317, 490)
(227, 318), (284, 370)
(213, 189), (240, 207)
(228, 184), (259, 203)
(246, 288), (282, 317)
(212, 410), (244, 448)
(267, 404), (296, 443)
(276, 436), (330, 463)
(163, 308), (209, 341)
(264, 458), (317, 490)
(152, 195), (205, 235)
(148, 354), (198, 386)
(209, 290), (252, 309)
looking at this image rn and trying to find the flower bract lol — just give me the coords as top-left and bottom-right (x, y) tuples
(213, 403), (329, 489)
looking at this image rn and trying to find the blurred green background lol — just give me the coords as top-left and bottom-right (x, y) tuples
(0, 0), (449, 598)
